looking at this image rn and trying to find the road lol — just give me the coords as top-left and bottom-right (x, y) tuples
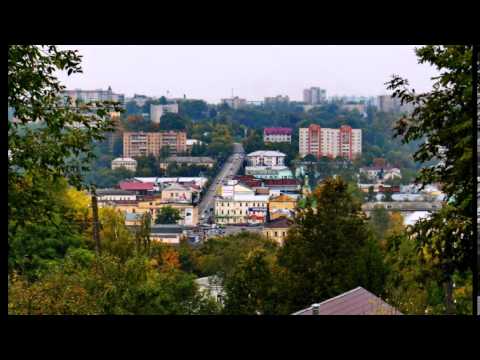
(198, 142), (245, 222)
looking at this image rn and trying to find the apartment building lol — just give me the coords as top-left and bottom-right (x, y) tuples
(246, 150), (286, 167)
(299, 124), (362, 160)
(150, 103), (179, 124)
(303, 87), (326, 104)
(123, 131), (187, 158)
(263, 128), (292, 143)
(221, 96), (247, 110)
(62, 86), (125, 105)
(264, 95), (290, 105)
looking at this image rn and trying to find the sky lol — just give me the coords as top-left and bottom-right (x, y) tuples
(57, 45), (438, 103)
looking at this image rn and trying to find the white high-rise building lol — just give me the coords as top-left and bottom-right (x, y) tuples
(150, 103), (179, 124)
(299, 125), (362, 160)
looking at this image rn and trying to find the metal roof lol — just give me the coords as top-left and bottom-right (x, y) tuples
(292, 287), (402, 315)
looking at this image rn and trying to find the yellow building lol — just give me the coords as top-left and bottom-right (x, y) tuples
(262, 217), (293, 245)
(104, 197), (198, 226)
(268, 194), (297, 220)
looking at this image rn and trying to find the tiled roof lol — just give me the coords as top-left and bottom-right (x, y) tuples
(292, 287), (402, 315)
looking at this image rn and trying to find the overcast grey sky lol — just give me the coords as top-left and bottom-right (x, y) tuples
(57, 45), (438, 103)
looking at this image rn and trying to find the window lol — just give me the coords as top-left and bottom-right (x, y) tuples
(274, 231), (278, 237)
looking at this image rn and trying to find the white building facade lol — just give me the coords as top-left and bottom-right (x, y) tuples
(246, 150), (286, 167)
(150, 103), (179, 124)
(111, 157), (138, 172)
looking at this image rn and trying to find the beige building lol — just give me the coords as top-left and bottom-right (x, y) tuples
(299, 124), (361, 160)
(161, 183), (192, 203)
(262, 217), (293, 245)
(123, 131), (187, 158)
(159, 156), (215, 170)
(215, 194), (269, 225)
(111, 157), (137, 172)
(246, 150), (286, 167)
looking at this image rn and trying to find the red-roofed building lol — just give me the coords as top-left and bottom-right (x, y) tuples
(264, 179), (301, 192)
(119, 181), (155, 193)
(292, 287), (402, 315)
(263, 127), (292, 143)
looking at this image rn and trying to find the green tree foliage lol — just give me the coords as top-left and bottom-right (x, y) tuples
(155, 206), (181, 224)
(277, 177), (386, 312)
(386, 45), (473, 313)
(8, 249), (220, 315)
(223, 248), (280, 315)
(85, 167), (135, 188)
(179, 99), (208, 120)
(8, 45), (121, 242)
(159, 113), (189, 131)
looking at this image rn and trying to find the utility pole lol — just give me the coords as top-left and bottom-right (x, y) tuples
(91, 186), (101, 255)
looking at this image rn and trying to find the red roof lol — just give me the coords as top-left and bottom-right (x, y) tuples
(264, 127), (292, 135)
(292, 287), (402, 315)
(119, 181), (155, 191)
(264, 179), (300, 186)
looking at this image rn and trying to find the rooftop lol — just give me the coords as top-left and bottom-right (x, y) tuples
(96, 188), (137, 196)
(264, 179), (300, 186)
(150, 225), (184, 234)
(112, 157), (137, 163)
(119, 181), (155, 191)
(270, 194), (296, 202)
(263, 127), (293, 135)
(164, 156), (215, 164)
(264, 217), (293, 229)
(292, 287), (402, 315)
(247, 150), (286, 157)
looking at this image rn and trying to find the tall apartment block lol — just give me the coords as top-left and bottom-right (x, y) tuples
(123, 131), (187, 158)
(299, 124), (361, 160)
(303, 87), (327, 105)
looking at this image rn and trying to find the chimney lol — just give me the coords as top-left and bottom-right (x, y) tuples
(312, 303), (320, 315)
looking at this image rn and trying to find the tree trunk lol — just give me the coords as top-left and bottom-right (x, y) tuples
(444, 279), (454, 315)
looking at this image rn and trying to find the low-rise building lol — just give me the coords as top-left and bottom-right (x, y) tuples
(111, 157), (138, 172)
(245, 166), (293, 180)
(161, 183), (193, 203)
(119, 180), (156, 194)
(292, 287), (402, 315)
(221, 96), (247, 109)
(263, 128), (292, 143)
(246, 150), (286, 167)
(159, 156), (215, 170)
(359, 166), (402, 181)
(97, 189), (138, 202)
(150, 224), (186, 244)
(215, 194), (269, 225)
(268, 194), (297, 220)
(263, 217), (293, 245)
(186, 139), (204, 153)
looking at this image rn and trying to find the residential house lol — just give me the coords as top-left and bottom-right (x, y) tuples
(262, 217), (293, 245)
(292, 287), (402, 315)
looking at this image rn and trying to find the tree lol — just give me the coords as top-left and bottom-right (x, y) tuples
(223, 248), (278, 315)
(8, 46), (121, 244)
(367, 186), (376, 202)
(386, 45), (474, 313)
(383, 191), (393, 202)
(155, 206), (181, 224)
(278, 177), (386, 313)
(159, 113), (187, 131)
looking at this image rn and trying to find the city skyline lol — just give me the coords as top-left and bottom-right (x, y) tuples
(57, 45), (439, 103)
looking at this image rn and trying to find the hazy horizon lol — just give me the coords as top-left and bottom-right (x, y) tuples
(57, 45), (438, 103)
